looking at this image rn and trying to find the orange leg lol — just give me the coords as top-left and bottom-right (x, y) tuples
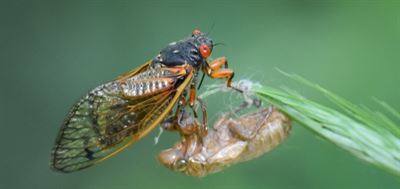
(204, 57), (242, 92)
(189, 83), (196, 107)
(187, 85), (208, 136)
(210, 69), (235, 88)
(188, 82), (200, 119)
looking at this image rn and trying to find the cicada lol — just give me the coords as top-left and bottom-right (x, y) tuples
(158, 107), (292, 177)
(50, 29), (236, 172)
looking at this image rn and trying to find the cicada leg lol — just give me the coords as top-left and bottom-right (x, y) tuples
(196, 97), (208, 137)
(188, 82), (199, 119)
(204, 57), (242, 92)
(189, 82), (196, 107)
(186, 82), (209, 136)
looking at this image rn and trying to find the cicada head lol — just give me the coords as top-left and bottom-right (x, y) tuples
(158, 136), (208, 177)
(153, 29), (213, 68)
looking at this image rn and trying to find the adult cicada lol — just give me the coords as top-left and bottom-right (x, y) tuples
(50, 29), (236, 172)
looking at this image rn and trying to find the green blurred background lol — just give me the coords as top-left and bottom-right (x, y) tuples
(1, 0), (399, 188)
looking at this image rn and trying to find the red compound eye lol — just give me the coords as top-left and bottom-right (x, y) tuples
(199, 44), (211, 59)
(192, 29), (202, 36)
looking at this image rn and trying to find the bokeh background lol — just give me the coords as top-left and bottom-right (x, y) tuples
(1, 0), (399, 188)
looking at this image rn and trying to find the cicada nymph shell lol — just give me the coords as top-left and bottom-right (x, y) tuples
(158, 107), (292, 177)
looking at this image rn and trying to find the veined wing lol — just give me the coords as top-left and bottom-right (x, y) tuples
(51, 63), (193, 172)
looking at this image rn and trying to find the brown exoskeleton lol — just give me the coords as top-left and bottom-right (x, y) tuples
(158, 106), (292, 177)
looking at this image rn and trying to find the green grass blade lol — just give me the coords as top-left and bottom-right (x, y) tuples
(248, 75), (400, 177)
(373, 97), (400, 120)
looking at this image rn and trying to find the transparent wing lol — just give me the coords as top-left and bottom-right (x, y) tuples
(51, 64), (193, 172)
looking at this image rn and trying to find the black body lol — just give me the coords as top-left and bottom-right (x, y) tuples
(152, 33), (213, 68)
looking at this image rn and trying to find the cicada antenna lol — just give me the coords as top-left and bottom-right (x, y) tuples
(206, 22), (216, 36)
